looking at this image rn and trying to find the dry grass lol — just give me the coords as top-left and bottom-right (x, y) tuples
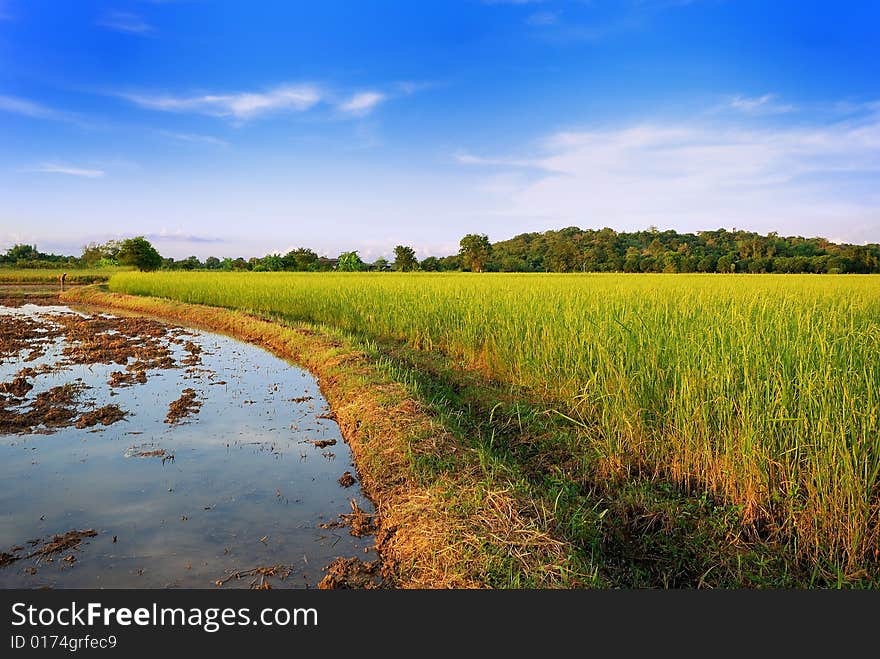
(61, 286), (588, 588)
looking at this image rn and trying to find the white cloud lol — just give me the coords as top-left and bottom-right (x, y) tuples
(0, 94), (98, 128)
(27, 163), (106, 178)
(338, 91), (386, 115)
(146, 229), (223, 244)
(726, 94), (796, 115)
(97, 11), (154, 34)
(123, 84), (322, 120)
(0, 95), (66, 121)
(455, 151), (534, 167)
(457, 107), (880, 243)
(158, 130), (229, 147)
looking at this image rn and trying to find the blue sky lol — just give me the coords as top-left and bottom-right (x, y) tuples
(1, 0), (878, 260)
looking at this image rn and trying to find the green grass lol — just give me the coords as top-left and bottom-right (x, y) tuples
(0, 267), (124, 283)
(109, 271), (880, 580)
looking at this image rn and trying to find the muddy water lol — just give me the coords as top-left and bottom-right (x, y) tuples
(0, 304), (375, 588)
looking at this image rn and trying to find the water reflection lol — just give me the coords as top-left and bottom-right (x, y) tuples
(0, 304), (374, 588)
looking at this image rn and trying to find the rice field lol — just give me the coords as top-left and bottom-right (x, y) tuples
(109, 271), (880, 575)
(0, 268), (122, 283)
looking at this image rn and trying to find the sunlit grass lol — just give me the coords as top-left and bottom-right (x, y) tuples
(109, 271), (880, 575)
(0, 268), (124, 283)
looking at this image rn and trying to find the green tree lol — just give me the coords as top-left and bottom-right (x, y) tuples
(81, 240), (121, 266)
(459, 234), (492, 272)
(117, 237), (163, 272)
(393, 245), (418, 271)
(337, 251), (366, 271)
(5, 244), (41, 263)
(420, 256), (440, 271)
(372, 257), (390, 271)
(204, 256), (221, 270)
(260, 254), (284, 271)
(177, 255), (202, 270)
(282, 247), (319, 271)
(716, 254), (735, 273)
(545, 239), (580, 272)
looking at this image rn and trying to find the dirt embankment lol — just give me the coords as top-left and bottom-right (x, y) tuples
(61, 286), (581, 589)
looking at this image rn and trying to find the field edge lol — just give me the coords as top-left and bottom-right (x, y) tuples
(60, 285), (589, 589)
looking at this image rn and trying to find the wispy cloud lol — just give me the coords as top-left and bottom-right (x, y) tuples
(0, 94), (99, 129)
(26, 163), (106, 178)
(123, 84), (394, 120)
(158, 130), (229, 147)
(457, 104), (880, 243)
(121, 84), (322, 120)
(97, 11), (154, 34)
(0, 95), (68, 121)
(145, 230), (224, 244)
(455, 151), (533, 167)
(338, 91), (386, 115)
(726, 94), (796, 115)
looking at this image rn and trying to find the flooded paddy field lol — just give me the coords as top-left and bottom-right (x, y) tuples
(0, 301), (377, 588)
(0, 283), (78, 307)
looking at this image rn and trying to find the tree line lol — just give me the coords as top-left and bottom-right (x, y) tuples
(2, 227), (879, 273)
(476, 226), (880, 274)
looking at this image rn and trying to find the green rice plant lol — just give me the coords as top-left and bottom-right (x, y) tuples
(109, 271), (880, 575)
(0, 268), (122, 283)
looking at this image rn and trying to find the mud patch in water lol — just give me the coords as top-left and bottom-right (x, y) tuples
(1, 529), (99, 569)
(0, 303), (376, 588)
(318, 557), (386, 589)
(165, 388), (201, 424)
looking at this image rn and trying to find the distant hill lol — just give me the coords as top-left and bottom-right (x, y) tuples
(5, 227), (880, 274)
(441, 227), (880, 274)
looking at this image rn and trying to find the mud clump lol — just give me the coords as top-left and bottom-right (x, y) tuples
(165, 388), (201, 424)
(181, 341), (203, 367)
(338, 471), (356, 488)
(17, 365), (55, 378)
(0, 377), (33, 397)
(75, 405), (127, 429)
(214, 565), (292, 589)
(108, 370), (147, 388)
(55, 314), (181, 371)
(309, 439), (337, 449)
(343, 500), (378, 537)
(319, 499), (378, 537)
(0, 316), (60, 360)
(0, 309), (195, 435)
(318, 557), (386, 589)
(0, 383), (87, 434)
(35, 530), (99, 558)
(0, 529), (98, 568)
